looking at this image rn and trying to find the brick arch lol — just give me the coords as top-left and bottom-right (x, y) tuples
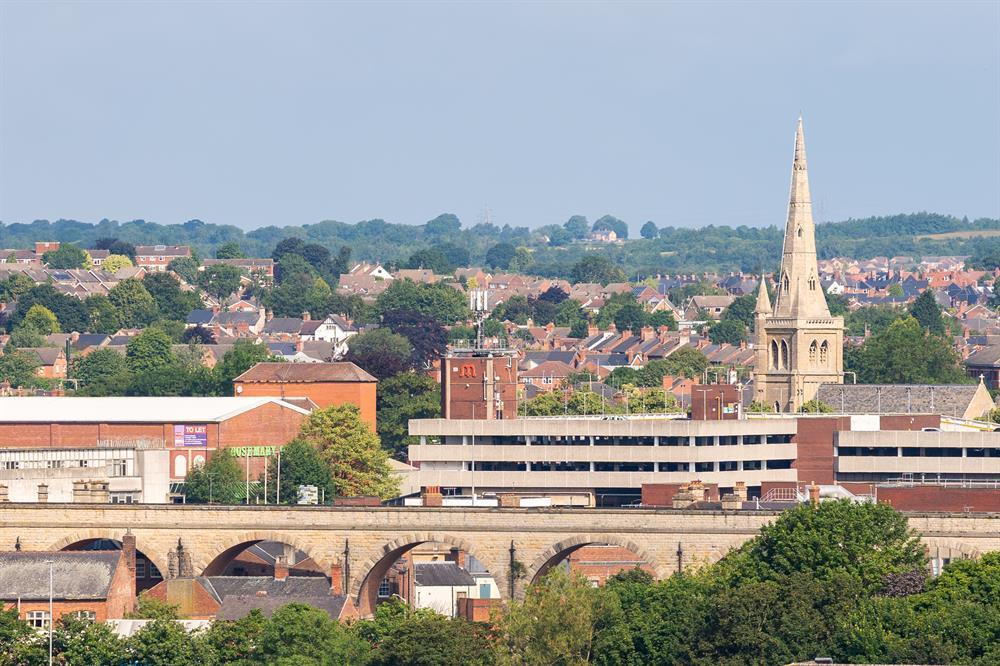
(197, 531), (327, 577)
(351, 532), (501, 617)
(924, 539), (982, 562)
(50, 530), (170, 579)
(524, 534), (665, 589)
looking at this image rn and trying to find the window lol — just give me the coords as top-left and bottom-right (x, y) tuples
(771, 340), (780, 369)
(70, 610), (96, 622)
(112, 459), (128, 477)
(809, 340), (817, 364)
(149, 563), (162, 579)
(660, 462), (689, 472)
(1, 461), (19, 470)
(27, 611), (49, 629)
(47, 460), (63, 469)
(796, 226), (803, 238)
(173, 456), (187, 478)
(820, 341), (829, 365)
(743, 460), (762, 471)
(694, 462), (714, 472)
(780, 340), (789, 369)
(378, 578), (391, 598)
(719, 461), (738, 472)
(136, 559), (146, 578)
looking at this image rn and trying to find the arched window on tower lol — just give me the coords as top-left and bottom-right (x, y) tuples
(797, 226), (803, 238)
(780, 340), (789, 370)
(820, 341), (829, 365)
(782, 273), (790, 292)
(809, 340), (817, 364)
(809, 276), (817, 291)
(771, 340), (780, 370)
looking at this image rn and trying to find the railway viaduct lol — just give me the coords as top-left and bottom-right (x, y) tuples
(1, 504), (996, 615)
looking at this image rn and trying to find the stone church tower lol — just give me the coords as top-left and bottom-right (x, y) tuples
(753, 118), (844, 412)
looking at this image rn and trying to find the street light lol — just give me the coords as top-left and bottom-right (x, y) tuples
(46, 558), (53, 666)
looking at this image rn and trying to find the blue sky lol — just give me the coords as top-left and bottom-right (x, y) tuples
(1, 1), (997, 234)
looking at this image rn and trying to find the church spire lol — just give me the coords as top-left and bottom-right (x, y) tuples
(771, 116), (830, 318)
(754, 274), (771, 314)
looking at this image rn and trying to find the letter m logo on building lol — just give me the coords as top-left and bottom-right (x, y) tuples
(459, 364), (477, 378)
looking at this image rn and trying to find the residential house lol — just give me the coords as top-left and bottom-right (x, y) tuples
(134, 245), (191, 273)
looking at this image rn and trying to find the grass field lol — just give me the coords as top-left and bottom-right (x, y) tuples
(916, 229), (1000, 240)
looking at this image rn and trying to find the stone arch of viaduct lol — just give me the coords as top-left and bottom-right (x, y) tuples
(2, 505), (996, 616)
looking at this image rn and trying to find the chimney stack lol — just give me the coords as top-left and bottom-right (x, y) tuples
(122, 531), (137, 575)
(734, 481), (747, 502)
(273, 556), (289, 582)
(809, 482), (820, 508)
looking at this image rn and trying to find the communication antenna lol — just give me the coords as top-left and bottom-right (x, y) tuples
(469, 288), (490, 348)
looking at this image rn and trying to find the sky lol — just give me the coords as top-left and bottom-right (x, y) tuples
(0, 1), (997, 235)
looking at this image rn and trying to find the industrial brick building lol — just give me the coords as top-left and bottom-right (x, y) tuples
(0, 397), (311, 501)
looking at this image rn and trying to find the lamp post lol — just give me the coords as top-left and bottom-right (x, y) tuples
(46, 558), (53, 666)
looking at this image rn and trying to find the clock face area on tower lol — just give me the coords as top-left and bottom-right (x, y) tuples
(753, 118), (845, 413)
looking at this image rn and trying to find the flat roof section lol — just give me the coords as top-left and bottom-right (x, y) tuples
(0, 396), (312, 423)
(234, 362), (376, 383)
(409, 417), (800, 438)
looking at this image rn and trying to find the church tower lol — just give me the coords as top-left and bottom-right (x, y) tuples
(753, 118), (844, 412)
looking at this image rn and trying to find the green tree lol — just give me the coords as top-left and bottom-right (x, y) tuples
(200, 610), (266, 664)
(259, 603), (369, 665)
(484, 243), (516, 269)
(800, 398), (834, 413)
(367, 612), (494, 666)
(43, 244), (90, 269)
(722, 293), (756, 329)
(376, 372), (441, 459)
(888, 283), (905, 297)
(719, 500), (925, 594)
(167, 256), (200, 283)
(297, 404), (400, 498)
(109, 278), (159, 327)
(494, 568), (632, 666)
(708, 319), (748, 345)
(85, 294), (122, 334)
(73, 348), (132, 395)
(215, 242), (246, 259)
(198, 264), (244, 299)
(21, 303), (61, 334)
(382, 309), (448, 368)
(847, 316), (968, 384)
(592, 214), (629, 239)
(125, 617), (207, 665)
(128, 594), (181, 620)
(125, 328), (176, 374)
(0, 606), (45, 664)
(143, 272), (202, 321)
(101, 254), (133, 273)
(53, 614), (127, 665)
(0, 350), (43, 388)
(263, 438), (336, 505)
(404, 248), (453, 275)
(374, 279), (470, 324)
(184, 450), (246, 504)
(215, 340), (275, 394)
(7, 325), (46, 349)
(640, 220), (658, 239)
(613, 302), (648, 335)
(345, 329), (414, 380)
(10, 284), (89, 332)
(563, 215), (590, 239)
(570, 255), (626, 285)
(908, 289), (946, 335)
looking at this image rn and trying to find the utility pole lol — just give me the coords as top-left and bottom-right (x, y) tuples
(46, 559), (53, 666)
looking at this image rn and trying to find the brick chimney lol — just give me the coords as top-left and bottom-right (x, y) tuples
(688, 480), (706, 502)
(422, 486), (443, 507)
(122, 530), (137, 575)
(330, 564), (344, 595)
(640, 326), (655, 341)
(734, 481), (747, 502)
(587, 324), (599, 337)
(809, 482), (820, 508)
(449, 547), (466, 569)
(302, 311), (311, 322)
(273, 556), (289, 582)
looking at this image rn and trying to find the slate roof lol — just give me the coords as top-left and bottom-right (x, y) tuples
(0, 552), (121, 600)
(234, 361), (376, 383)
(187, 309), (215, 325)
(216, 595), (349, 621)
(264, 318), (304, 334)
(202, 575), (332, 603)
(414, 562), (476, 587)
(815, 383), (987, 418)
(965, 346), (1000, 368)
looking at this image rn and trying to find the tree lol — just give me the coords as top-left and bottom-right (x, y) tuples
(484, 243), (516, 270)
(198, 264), (244, 299)
(22, 303), (61, 334)
(722, 293), (756, 329)
(263, 438), (335, 504)
(708, 319), (748, 345)
(494, 568), (631, 665)
(83, 295), (121, 334)
(888, 283), (905, 297)
(376, 373), (441, 459)
(182, 324), (216, 345)
(719, 500), (926, 594)
(592, 214), (629, 239)
(438, 242), (471, 269)
(908, 289), (946, 336)
(125, 617), (207, 665)
(404, 248), (453, 275)
(259, 603), (370, 664)
(570, 255), (626, 285)
(382, 309), (448, 368)
(184, 450), (246, 504)
(0, 350), (43, 388)
(101, 254), (133, 273)
(297, 404), (400, 498)
(0, 606), (45, 664)
(367, 613), (493, 666)
(215, 340), (275, 393)
(43, 244), (89, 269)
(640, 220), (658, 239)
(563, 215), (590, 239)
(345, 329), (413, 380)
(200, 611), (266, 664)
(143, 272), (202, 321)
(10, 284), (89, 332)
(94, 237), (136, 259)
(73, 348), (132, 394)
(109, 278), (159, 327)
(7, 325), (46, 349)
(847, 316), (968, 384)
(374, 280), (470, 324)
(215, 242), (245, 259)
(167, 256), (200, 283)
(54, 615), (127, 665)
(125, 328), (176, 374)
(613, 302), (648, 334)
(425, 213), (462, 238)
(800, 399), (833, 413)
(647, 310), (677, 330)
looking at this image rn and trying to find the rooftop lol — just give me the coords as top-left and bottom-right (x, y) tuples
(0, 396), (311, 423)
(234, 362), (377, 384)
(0, 551), (122, 600)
